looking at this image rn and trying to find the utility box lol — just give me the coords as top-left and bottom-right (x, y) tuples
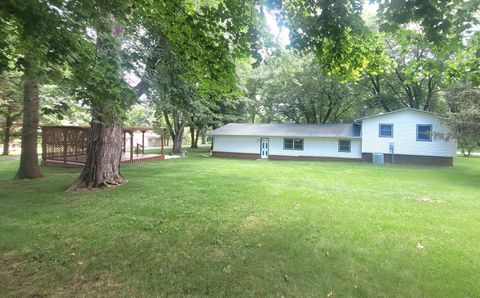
(389, 142), (395, 154)
(372, 153), (384, 164)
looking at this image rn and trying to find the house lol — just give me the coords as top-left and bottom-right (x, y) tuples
(208, 108), (457, 166)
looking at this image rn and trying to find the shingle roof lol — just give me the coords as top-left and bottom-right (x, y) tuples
(209, 123), (361, 138)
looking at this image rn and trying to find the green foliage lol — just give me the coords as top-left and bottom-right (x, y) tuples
(274, 0), (375, 81)
(378, 0), (480, 45)
(361, 29), (450, 112)
(0, 0), (87, 80)
(39, 85), (90, 125)
(124, 103), (156, 127)
(134, 0), (271, 137)
(446, 31), (480, 86)
(237, 52), (367, 124)
(0, 71), (22, 142)
(444, 81), (480, 156)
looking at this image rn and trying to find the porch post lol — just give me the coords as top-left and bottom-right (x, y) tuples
(141, 130), (145, 154)
(129, 131), (133, 161)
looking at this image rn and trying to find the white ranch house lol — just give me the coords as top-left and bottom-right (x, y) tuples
(209, 108), (457, 166)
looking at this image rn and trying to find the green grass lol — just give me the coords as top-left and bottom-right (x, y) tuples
(0, 148), (479, 297)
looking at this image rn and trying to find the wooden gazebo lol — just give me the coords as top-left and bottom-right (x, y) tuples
(41, 125), (165, 167)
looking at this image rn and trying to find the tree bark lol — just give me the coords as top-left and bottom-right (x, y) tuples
(201, 130), (206, 144)
(67, 119), (125, 191)
(15, 57), (43, 179)
(194, 128), (200, 147)
(164, 110), (187, 155)
(2, 113), (12, 155)
(190, 126), (198, 148)
(172, 128), (184, 154)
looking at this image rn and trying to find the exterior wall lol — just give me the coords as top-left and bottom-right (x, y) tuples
(268, 137), (362, 159)
(361, 110), (457, 157)
(213, 136), (261, 154)
(212, 136), (362, 159)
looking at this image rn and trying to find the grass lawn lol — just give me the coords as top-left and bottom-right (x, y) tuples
(0, 148), (479, 297)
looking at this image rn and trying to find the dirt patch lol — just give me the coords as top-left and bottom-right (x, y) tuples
(2, 258), (28, 273)
(244, 215), (262, 229)
(68, 272), (123, 297)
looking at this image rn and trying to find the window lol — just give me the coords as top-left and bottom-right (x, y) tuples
(379, 124), (393, 138)
(338, 140), (351, 152)
(417, 124), (433, 141)
(284, 138), (304, 150)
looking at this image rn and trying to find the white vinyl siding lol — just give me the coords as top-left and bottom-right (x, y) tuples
(361, 110), (456, 157)
(268, 137), (361, 158)
(212, 136), (261, 154)
(213, 136), (362, 159)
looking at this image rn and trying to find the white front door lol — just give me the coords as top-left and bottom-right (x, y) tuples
(260, 138), (269, 159)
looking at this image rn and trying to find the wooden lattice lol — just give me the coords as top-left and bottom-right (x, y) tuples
(41, 126), (90, 165)
(41, 125), (165, 167)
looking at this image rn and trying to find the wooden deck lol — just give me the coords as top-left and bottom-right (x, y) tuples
(120, 153), (165, 164)
(42, 153), (165, 168)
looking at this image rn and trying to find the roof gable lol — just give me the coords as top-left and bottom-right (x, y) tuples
(354, 108), (437, 122)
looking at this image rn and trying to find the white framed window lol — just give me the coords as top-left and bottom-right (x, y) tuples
(338, 140), (351, 152)
(379, 123), (393, 138)
(284, 138), (304, 150)
(417, 124), (433, 141)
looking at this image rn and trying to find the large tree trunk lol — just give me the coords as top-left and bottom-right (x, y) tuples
(67, 119), (125, 191)
(2, 114), (12, 156)
(190, 126), (198, 148)
(164, 110), (186, 155)
(68, 12), (126, 191)
(194, 128), (200, 147)
(15, 58), (42, 179)
(172, 128), (184, 154)
(201, 130), (206, 144)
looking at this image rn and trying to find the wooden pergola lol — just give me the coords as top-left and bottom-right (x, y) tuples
(41, 125), (165, 167)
